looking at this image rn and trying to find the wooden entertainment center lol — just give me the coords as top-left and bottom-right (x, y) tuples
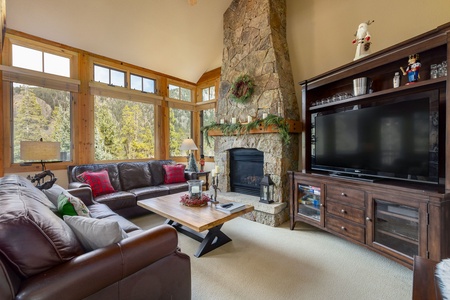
(289, 23), (450, 268)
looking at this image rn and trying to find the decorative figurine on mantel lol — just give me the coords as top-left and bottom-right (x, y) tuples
(352, 20), (374, 61)
(400, 54), (421, 85)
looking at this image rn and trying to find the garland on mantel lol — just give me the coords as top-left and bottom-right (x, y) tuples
(201, 114), (290, 146)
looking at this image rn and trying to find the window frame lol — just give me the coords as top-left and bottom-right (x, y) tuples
(1, 34), (80, 172)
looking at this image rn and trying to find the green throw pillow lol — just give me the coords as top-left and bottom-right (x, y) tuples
(57, 193), (90, 217)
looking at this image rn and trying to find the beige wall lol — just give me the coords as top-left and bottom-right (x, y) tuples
(286, 0), (450, 98)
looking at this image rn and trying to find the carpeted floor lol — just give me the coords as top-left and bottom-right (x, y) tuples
(132, 214), (413, 300)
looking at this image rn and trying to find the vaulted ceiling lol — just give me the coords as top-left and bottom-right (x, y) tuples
(7, 0), (233, 83)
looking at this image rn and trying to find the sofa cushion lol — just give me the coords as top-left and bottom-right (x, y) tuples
(148, 160), (175, 186)
(77, 169), (116, 197)
(118, 162), (152, 191)
(129, 185), (170, 200)
(0, 175), (83, 278)
(42, 184), (73, 207)
(63, 215), (128, 251)
(163, 164), (187, 184)
(57, 193), (91, 217)
(94, 191), (136, 211)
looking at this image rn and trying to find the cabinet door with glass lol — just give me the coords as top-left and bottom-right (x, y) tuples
(293, 180), (325, 228)
(366, 193), (428, 265)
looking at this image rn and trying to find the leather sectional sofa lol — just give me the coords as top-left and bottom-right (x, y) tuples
(0, 175), (191, 300)
(68, 160), (194, 218)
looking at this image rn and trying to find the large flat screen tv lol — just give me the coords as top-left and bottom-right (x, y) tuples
(311, 90), (439, 184)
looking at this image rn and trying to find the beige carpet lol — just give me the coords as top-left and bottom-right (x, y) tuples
(132, 214), (413, 300)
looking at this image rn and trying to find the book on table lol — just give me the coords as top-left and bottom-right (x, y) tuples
(215, 202), (246, 214)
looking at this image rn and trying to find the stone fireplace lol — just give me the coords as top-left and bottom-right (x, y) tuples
(213, 0), (299, 226)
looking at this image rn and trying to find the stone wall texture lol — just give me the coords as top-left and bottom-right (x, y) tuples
(215, 0), (299, 204)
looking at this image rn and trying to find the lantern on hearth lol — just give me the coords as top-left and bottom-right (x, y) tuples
(260, 174), (274, 204)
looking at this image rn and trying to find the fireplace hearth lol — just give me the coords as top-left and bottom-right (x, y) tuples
(230, 148), (263, 197)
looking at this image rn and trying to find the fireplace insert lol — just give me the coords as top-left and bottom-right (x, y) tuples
(229, 148), (263, 196)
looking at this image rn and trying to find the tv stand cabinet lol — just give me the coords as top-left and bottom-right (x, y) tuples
(289, 171), (450, 268)
(292, 23), (450, 269)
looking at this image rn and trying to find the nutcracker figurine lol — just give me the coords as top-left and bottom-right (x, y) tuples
(200, 155), (205, 172)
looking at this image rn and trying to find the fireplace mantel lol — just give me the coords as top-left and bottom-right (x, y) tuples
(207, 120), (302, 137)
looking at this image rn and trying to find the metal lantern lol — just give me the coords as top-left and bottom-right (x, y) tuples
(260, 174), (274, 204)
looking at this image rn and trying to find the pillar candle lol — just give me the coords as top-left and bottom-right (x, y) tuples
(220, 119), (225, 124)
(262, 113), (268, 119)
(231, 117), (236, 124)
(247, 115), (252, 123)
(211, 169), (216, 177)
(215, 165), (219, 173)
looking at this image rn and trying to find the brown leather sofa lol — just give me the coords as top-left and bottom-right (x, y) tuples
(0, 175), (191, 300)
(68, 160), (194, 218)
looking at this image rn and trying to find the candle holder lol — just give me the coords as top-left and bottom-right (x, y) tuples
(209, 174), (220, 205)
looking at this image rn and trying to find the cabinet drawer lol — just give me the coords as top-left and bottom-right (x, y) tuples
(326, 215), (365, 243)
(326, 201), (365, 224)
(326, 185), (364, 206)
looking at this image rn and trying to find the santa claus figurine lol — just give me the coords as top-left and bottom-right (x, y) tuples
(353, 20), (374, 60)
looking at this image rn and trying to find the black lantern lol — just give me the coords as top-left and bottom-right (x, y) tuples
(260, 174), (274, 204)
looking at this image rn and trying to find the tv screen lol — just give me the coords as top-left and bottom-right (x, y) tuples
(312, 93), (439, 183)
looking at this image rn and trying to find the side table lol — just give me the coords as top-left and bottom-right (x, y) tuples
(192, 171), (211, 191)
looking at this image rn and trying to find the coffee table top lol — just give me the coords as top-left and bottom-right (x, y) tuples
(138, 192), (254, 232)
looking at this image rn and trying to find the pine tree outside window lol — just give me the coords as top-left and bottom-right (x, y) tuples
(94, 96), (155, 160)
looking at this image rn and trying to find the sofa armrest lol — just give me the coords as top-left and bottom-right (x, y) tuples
(15, 225), (183, 300)
(67, 186), (95, 206)
(68, 181), (90, 190)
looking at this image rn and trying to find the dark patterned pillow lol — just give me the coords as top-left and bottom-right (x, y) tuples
(77, 169), (115, 197)
(163, 164), (186, 184)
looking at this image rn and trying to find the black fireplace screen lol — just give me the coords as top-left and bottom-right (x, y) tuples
(230, 148), (263, 196)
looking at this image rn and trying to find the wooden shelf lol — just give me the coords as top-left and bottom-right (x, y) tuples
(207, 120), (302, 136)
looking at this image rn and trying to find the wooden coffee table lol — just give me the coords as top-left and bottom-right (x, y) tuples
(138, 192), (254, 257)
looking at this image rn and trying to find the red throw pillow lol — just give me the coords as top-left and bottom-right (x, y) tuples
(163, 164), (187, 184)
(77, 169), (115, 197)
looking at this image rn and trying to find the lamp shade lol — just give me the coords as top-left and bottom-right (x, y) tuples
(180, 139), (198, 151)
(20, 141), (61, 161)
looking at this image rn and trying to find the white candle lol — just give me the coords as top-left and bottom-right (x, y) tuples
(220, 119), (225, 124)
(231, 117), (236, 124)
(211, 169), (216, 177)
(247, 115), (252, 123)
(262, 113), (268, 119)
(191, 186), (200, 193)
(215, 165), (219, 173)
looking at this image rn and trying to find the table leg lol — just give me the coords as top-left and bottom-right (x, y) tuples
(165, 219), (232, 257)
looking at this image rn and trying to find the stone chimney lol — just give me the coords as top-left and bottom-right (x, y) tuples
(214, 0), (299, 222)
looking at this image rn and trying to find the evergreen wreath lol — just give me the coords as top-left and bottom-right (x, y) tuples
(230, 74), (254, 104)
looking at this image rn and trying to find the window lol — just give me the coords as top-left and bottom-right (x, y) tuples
(12, 44), (70, 77)
(12, 83), (72, 162)
(201, 108), (215, 157)
(130, 74), (156, 93)
(94, 96), (155, 160)
(94, 64), (126, 87)
(168, 84), (192, 102)
(169, 108), (192, 156)
(202, 86), (215, 101)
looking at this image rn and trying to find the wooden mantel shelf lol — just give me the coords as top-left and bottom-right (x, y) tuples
(207, 120), (302, 136)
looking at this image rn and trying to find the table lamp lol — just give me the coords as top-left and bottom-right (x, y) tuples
(20, 139), (61, 171)
(180, 138), (199, 172)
